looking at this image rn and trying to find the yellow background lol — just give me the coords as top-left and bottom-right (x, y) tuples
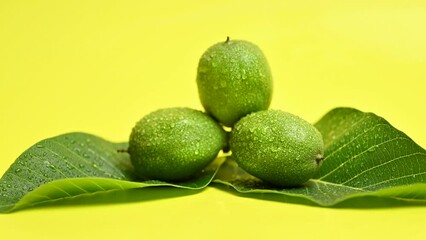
(1, 0), (425, 239)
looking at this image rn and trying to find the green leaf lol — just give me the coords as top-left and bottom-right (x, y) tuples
(213, 108), (426, 206)
(0, 132), (223, 213)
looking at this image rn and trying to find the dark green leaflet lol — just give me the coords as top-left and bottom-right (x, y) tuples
(213, 108), (426, 206)
(0, 133), (222, 213)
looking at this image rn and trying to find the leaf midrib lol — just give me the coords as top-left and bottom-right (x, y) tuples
(309, 179), (366, 192)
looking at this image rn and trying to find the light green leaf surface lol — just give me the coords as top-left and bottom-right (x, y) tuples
(213, 108), (426, 206)
(1, 108), (424, 211)
(0, 133), (222, 213)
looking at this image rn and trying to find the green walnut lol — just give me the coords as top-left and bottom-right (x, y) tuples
(128, 107), (227, 181)
(230, 109), (324, 187)
(196, 37), (273, 127)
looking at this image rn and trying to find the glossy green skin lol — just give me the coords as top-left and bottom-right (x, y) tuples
(230, 110), (324, 187)
(196, 39), (273, 127)
(129, 108), (227, 181)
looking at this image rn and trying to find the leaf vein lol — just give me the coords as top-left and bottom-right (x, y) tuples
(324, 123), (390, 161)
(87, 148), (126, 178)
(310, 179), (366, 192)
(86, 179), (108, 191)
(49, 184), (73, 197)
(313, 182), (332, 200)
(3, 166), (38, 187)
(43, 145), (93, 177)
(323, 114), (369, 149)
(319, 136), (410, 180)
(50, 139), (123, 179)
(341, 152), (426, 185)
(21, 152), (71, 181)
(66, 180), (91, 194)
(362, 172), (426, 189)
